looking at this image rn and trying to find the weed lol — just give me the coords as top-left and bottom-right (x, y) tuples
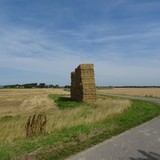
(25, 114), (47, 137)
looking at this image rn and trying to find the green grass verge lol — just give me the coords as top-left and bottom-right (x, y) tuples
(38, 99), (160, 160)
(49, 94), (83, 110)
(0, 98), (160, 160)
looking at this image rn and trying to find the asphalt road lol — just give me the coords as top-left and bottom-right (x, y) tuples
(67, 95), (160, 160)
(102, 94), (160, 104)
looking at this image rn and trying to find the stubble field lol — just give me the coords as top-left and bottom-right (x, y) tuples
(0, 88), (68, 116)
(0, 88), (131, 143)
(97, 88), (160, 98)
(0, 88), (160, 160)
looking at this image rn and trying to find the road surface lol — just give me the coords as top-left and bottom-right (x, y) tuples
(67, 95), (160, 160)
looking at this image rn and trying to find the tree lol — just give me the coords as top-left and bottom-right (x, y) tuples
(38, 83), (46, 88)
(54, 84), (59, 88)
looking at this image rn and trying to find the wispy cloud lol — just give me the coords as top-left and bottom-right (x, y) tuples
(0, 0), (160, 85)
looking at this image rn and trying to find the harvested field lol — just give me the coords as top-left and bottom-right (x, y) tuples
(1, 88), (160, 160)
(97, 88), (160, 98)
(0, 88), (131, 143)
(0, 88), (68, 116)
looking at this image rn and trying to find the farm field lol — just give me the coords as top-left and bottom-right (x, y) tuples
(0, 88), (68, 116)
(0, 88), (130, 142)
(0, 88), (160, 160)
(97, 88), (160, 98)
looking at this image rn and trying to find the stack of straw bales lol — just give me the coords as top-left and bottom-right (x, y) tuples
(71, 64), (96, 102)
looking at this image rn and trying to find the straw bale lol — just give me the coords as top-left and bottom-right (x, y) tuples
(71, 64), (96, 102)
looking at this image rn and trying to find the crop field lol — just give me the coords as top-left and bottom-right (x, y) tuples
(0, 88), (68, 116)
(0, 88), (130, 143)
(97, 88), (160, 98)
(0, 88), (160, 160)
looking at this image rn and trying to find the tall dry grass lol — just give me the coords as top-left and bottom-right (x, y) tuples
(0, 89), (131, 143)
(0, 88), (68, 142)
(98, 88), (160, 98)
(47, 98), (131, 130)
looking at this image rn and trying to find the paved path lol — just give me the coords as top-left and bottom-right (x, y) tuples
(67, 95), (160, 160)
(101, 94), (160, 104)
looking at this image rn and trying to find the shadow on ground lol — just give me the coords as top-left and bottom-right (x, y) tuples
(130, 150), (160, 160)
(58, 97), (73, 101)
(56, 96), (82, 110)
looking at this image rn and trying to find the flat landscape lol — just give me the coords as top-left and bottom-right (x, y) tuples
(0, 88), (68, 116)
(0, 88), (160, 160)
(1, 0), (160, 159)
(0, 88), (130, 142)
(97, 88), (160, 98)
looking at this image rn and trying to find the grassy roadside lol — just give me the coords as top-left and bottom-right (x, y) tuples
(38, 99), (160, 160)
(0, 96), (160, 160)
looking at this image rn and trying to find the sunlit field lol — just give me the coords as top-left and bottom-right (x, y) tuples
(97, 88), (160, 98)
(0, 88), (68, 116)
(0, 88), (131, 143)
(1, 88), (160, 160)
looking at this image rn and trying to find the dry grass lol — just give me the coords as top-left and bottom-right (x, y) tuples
(46, 98), (131, 131)
(0, 88), (68, 116)
(98, 88), (160, 98)
(0, 89), (131, 143)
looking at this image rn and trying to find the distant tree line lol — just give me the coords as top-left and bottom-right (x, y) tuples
(2, 84), (160, 89)
(2, 83), (69, 89)
(97, 86), (160, 88)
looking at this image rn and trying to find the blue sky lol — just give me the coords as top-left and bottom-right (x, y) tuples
(0, 0), (160, 86)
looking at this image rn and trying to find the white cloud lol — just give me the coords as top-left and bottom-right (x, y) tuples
(0, 0), (160, 85)
(0, 26), (92, 82)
